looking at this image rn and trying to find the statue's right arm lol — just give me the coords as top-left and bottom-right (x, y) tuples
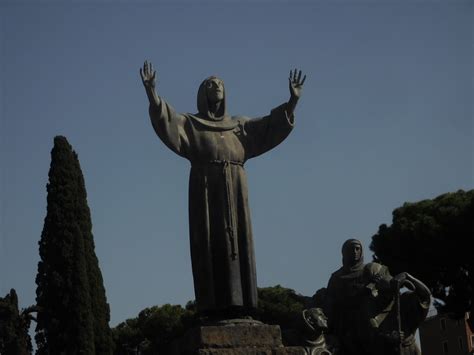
(140, 61), (189, 157)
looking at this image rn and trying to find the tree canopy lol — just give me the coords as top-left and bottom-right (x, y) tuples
(35, 136), (113, 354)
(111, 286), (311, 353)
(112, 302), (197, 354)
(370, 189), (474, 318)
(257, 285), (309, 330)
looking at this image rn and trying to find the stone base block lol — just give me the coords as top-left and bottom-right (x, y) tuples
(167, 322), (307, 355)
(197, 346), (306, 354)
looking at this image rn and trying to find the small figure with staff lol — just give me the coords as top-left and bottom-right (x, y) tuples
(368, 272), (431, 355)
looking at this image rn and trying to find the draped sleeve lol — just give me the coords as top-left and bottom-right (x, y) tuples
(242, 103), (295, 160)
(149, 98), (190, 159)
(401, 292), (430, 335)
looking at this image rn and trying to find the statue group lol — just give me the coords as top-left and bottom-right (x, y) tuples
(140, 62), (430, 354)
(302, 239), (431, 355)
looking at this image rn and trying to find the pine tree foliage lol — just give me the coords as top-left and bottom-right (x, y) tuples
(35, 136), (112, 354)
(370, 189), (474, 318)
(112, 303), (196, 354)
(257, 285), (309, 330)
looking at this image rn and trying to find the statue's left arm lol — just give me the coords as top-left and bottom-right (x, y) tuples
(286, 69), (306, 121)
(392, 272), (431, 308)
(243, 69), (306, 160)
(391, 273), (431, 341)
(405, 273), (431, 308)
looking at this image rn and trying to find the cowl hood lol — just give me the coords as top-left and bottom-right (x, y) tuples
(196, 76), (229, 121)
(341, 238), (364, 272)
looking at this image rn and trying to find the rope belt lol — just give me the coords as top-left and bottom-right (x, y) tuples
(192, 159), (244, 167)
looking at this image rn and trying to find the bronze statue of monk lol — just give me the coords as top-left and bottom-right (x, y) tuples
(140, 61), (305, 317)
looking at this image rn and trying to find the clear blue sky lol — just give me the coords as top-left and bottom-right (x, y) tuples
(1, 0), (472, 328)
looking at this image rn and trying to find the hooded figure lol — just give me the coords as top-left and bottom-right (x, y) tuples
(324, 239), (370, 355)
(148, 75), (295, 315)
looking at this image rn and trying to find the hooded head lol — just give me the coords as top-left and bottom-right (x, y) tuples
(197, 76), (227, 120)
(341, 238), (364, 271)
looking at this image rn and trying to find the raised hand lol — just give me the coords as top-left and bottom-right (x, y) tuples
(140, 60), (157, 89)
(289, 69), (306, 99)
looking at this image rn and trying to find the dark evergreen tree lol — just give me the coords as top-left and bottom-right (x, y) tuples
(35, 136), (112, 354)
(0, 289), (33, 355)
(370, 189), (474, 320)
(75, 143), (114, 354)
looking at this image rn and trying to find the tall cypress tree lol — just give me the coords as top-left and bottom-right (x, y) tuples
(76, 143), (114, 354)
(35, 136), (112, 354)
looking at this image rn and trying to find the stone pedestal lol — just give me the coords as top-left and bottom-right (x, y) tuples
(167, 321), (306, 355)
